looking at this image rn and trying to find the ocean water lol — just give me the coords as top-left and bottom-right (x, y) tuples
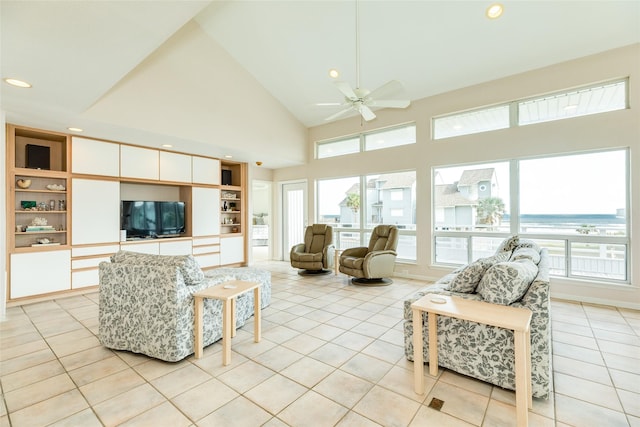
(504, 214), (625, 226)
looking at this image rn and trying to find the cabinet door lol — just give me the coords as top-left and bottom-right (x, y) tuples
(11, 250), (71, 298)
(159, 239), (193, 255)
(72, 179), (120, 245)
(220, 236), (244, 265)
(72, 137), (119, 176)
(120, 145), (159, 180)
(160, 151), (192, 183)
(192, 187), (220, 236)
(192, 156), (220, 185)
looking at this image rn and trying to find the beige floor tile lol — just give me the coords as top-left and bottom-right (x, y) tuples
(92, 383), (167, 426)
(48, 408), (103, 427)
(284, 315), (322, 332)
(409, 405), (474, 426)
(336, 410), (382, 426)
(4, 372), (76, 412)
(618, 388), (640, 418)
(173, 378), (239, 421)
(313, 369), (374, 408)
(361, 339), (405, 364)
(341, 353), (393, 383)
(555, 393), (628, 426)
(0, 348), (56, 376)
(58, 345), (114, 371)
(307, 323), (348, 341)
(253, 344), (303, 371)
(79, 368), (146, 405)
(197, 396), (272, 427)
(602, 351), (640, 374)
(377, 365), (434, 402)
(8, 389), (89, 427)
(554, 372), (623, 411)
(119, 401), (192, 427)
(325, 314), (362, 330)
(244, 373), (307, 414)
(552, 330), (599, 350)
(309, 342), (358, 367)
(261, 324), (300, 343)
(150, 363), (211, 399)
(426, 381), (489, 425)
(0, 359), (65, 392)
(332, 330), (375, 352)
(483, 399), (554, 427)
(282, 332), (326, 354)
(610, 368), (640, 393)
(353, 385), (421, 427)
(233, 334), (277, 359)
(133, 356), (189, 381)
(217, 360), (275, 393)
(278, 390), (349, 427)
(68, 354), (129, 387)
(0, 337), (48, 362)
(552, 354), (613, 386)
(593, 327), (640, 346)
(552, 341), (604, 366)
(280, 356), (334, 388)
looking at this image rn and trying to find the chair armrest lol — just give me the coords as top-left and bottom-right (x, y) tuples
(363, 250), (397, 277)
(340, 246), (368, 259)
(290, 243), (306, 258)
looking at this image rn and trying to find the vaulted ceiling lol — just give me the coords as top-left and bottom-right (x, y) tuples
(2, 1), (639, 168)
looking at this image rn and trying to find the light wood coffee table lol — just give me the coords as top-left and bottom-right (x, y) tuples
(193, 280), (262, 365)
(411, 294), (533, 427)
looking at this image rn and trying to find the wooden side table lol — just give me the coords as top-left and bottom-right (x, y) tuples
(411, 294), (533, 427)
(193, 280), (262, 365)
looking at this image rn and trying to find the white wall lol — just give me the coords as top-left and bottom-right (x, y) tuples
(1, 110), (6, 319)
(273, 44), (640, 309)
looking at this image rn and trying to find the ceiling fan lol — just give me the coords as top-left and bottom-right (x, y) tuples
(322, 0), (410, 122)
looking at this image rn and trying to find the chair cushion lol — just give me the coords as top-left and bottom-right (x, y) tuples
(292, 252), (323, 263)
(495, 235), (520, 254)
(110, 251), (205, 286)
(510, 247), (541, 264)
(341, 256), (364, 270)
(477, 259), (538, 305)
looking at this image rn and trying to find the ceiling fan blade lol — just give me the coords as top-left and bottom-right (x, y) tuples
(359, 104), (376, 121)
(367, 80), (404, 101)
(335, 81), (358, 101)
(368, 99), (410, 108)
(325, 106), (356, 121)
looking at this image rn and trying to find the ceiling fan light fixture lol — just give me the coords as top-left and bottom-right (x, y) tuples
(486, 3), (504, 19)
(67, 127), (83, 132)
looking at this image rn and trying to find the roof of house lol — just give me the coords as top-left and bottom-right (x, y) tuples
(434, 184), (476, 208)
(458, 168), (495, 186)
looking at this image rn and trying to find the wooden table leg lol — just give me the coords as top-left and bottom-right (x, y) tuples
(334, 250), (340, 275)
(222, 299), (232, 366)
(231, 298), (236, 338)
(194, 296), (204, 359)
(514, 329), (530, 427)
(254, 287), (261, 342)
(412, 308), (424, 394)
(428, 312), (438, 376)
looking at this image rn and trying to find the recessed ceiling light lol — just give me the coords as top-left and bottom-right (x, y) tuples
(225, 155), (233, 159)
(486, 3), (503, 19)
(4, 78), (32, 88)
(329, 69), (339, 79)
(161, 144), (173, 148)
(67, 127), (83, 132)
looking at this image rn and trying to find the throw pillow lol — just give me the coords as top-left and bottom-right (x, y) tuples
(448, 252), (511, 293)
(477, 259), (538, 305)
(510, 247), (541, 264)
(495, 235), (520, 254)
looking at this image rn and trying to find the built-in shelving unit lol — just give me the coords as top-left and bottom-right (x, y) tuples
(7, 125), (70, 251)
(220, 161), (245, 236)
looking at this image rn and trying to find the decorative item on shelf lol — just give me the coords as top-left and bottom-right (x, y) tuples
(31, 237), (60, 247)
(58, 200), (65, 211)
(25, 217), (55, 233)
(16, 225), (23, 232)
(229, 202), (236, 211)
(21, 201), (37, 210)
(49, 199), (56, 211)
(46, 184), (66, 191)
(16, 179), (31, 189)
(31, 217), (48, 226)
(223, 201), (228, 211)
(38, 202), (47, 211)
(222, 192), (237, 199)
(232, 226), (239, 233)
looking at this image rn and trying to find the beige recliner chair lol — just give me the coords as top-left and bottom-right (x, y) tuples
(290, 224), (335, 275)
(339, 225), (399, 285)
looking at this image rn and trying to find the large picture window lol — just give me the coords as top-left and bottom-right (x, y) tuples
(316, 124), (416, 159)
(318, 171), (417, 261)
(433, 149), (629, 283)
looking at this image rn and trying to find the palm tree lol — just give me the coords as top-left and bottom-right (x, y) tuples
(346, 193), (360, 214)
(476, 197), (505, 229)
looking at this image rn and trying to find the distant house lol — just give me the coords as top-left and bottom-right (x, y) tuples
(434, 168), (498, 229)
(339, 172), (416, 227)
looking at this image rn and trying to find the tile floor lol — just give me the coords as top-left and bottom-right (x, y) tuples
(1, 261), (639, 426)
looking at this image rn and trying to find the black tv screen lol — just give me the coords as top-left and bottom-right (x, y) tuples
(26, 144), (50, 170)
(121, 201), (185, 238)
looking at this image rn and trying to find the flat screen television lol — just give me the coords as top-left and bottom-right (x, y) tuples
(121, 201), (185, 238)
(26, 144), (50, 170)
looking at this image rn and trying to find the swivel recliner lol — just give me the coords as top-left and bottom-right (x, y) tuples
(339, 224), (398, 285)
(290, 224), (335, 275)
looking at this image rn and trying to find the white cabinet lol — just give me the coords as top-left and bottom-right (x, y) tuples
(120, 145), (159, 180)
(10, 250), (71, 298)
(71, 137), (120, 177)
(120, 241), (160, 254)
(192, 156), (220, 185)
(160, 151), (192, 183)
(193, 236), (220, 269)
(220, 236), (244, 265)
(192, 187), (220, 236)
(72, 179), (120, 245)
(159, 239), (193, 255)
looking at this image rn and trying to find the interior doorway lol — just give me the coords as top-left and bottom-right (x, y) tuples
(251, 180), (272, 262)
(282, 181), (307, 261)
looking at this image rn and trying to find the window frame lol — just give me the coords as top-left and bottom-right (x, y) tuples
(316, 123), (416, 159)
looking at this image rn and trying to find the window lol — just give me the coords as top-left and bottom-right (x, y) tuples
(316, 137), (359, 159)
(316, 124), (415, 159)
(318, 170), (417, 261)
(433, 105), (509, 139)
(519, 80), (627, 126)
(433, 149), (629, 283)
(433, 79), (628, 140)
